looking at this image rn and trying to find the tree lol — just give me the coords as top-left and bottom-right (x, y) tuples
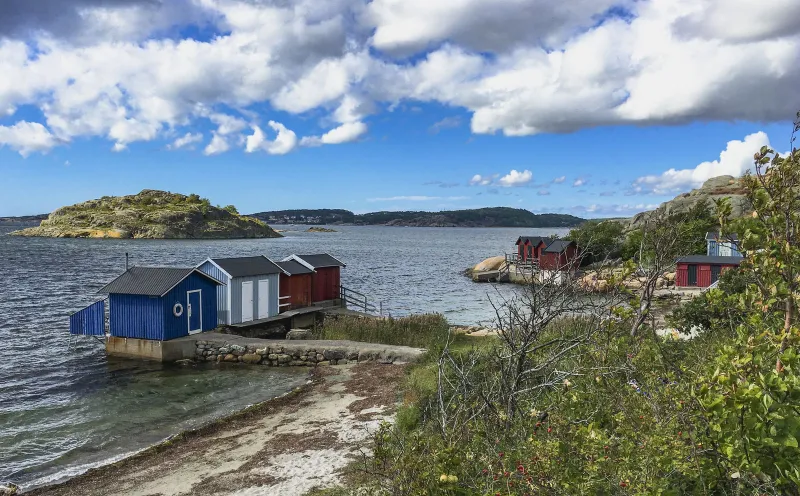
(223, 205), (239, 215)
(726, 112), (800, 371)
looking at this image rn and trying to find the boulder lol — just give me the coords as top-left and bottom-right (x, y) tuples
(286, 329), (313, 340)
(664, 272), (676, 282)
(0, 484), (19, 495)
(223, 354), (238, 362)
(472, 256), (506, 272)
(241, 354), (262, 364)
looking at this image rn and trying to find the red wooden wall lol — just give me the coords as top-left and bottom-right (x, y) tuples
(311, 267), (341, 302)
(677, 263), (738, 288)
(279, 273), (312, 312)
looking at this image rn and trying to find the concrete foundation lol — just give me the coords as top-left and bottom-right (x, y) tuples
(106, 336), (197, 362)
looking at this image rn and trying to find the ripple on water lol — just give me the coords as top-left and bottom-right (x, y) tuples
(0, 225), (565, 487)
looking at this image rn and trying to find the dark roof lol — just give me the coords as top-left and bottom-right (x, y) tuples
(677, 255), (743, 265)
(543, 240), (576, 253)
(516, 236), (554, 246)
(705, 232), (739, 241)
(297, 254), (346, 268)
(210, 256), (282, 277)
(98, 267), (223, 296)
(275, 260), (314, 275)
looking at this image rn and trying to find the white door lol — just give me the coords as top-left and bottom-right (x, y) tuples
(241, 281), (254, 322)
(258, 279), (270, 319)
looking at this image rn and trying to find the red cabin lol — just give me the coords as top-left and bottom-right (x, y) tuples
(515, 236), (554, 264)
(676, 256), (742, 288)
(539, 240), (580, 271)
(283, 254), (346, 304)
(275, 260), (314, 312)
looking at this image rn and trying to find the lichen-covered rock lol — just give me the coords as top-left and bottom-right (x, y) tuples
(241, 354), (262, 364)
(629, 175), (751, 228)
(286, 329), (313, 340)
(10, 190), (282, 239)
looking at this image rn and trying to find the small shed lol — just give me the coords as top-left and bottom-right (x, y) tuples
(283, 254), (346, 303)
(274, 260), (314, 312)
(515, 236), (554, 264)
(676, 255), (742, 288)
(96, 267), (223, 340)
(197, 256), (282, 325)
(539, 240), (580, 271)
(706, 232), (742, 258)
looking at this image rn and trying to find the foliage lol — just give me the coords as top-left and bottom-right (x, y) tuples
(223, 204), (239, 215)
(313, 314), (451, 350)
(250, 209), (356, 224)
(250, 208), (586, 227)
(667, 267), (754, 334)
(566, 219), (625, 262)
(355, 208), (585, 227)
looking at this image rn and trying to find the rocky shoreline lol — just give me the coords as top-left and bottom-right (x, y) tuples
(193, 337), (423, 366)
(26, 362), (410, 496)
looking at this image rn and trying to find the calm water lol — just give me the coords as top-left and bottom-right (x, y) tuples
(0, 225), (565, 488)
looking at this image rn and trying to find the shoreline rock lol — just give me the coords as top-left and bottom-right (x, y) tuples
(10, 190), (282, 239)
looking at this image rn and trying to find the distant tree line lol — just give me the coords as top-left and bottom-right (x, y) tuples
(249, 207), (586, 228)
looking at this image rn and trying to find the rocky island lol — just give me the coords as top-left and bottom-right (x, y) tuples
(306, 227), (337, 233)
(10, 190), (282, 239)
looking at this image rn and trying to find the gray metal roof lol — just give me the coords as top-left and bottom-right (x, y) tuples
(516, 236), (554, 246)
(543, 239), (576, 253)
(677, 255), (743, 265)
(97, 267), (223, 296)
(275, 260), (314, 275)
(296, 254), (346, 268)
(210, 256), (282, 277)
(705, 232), (739, 241)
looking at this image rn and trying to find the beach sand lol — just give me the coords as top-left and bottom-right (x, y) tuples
(28, 363), (407, 496)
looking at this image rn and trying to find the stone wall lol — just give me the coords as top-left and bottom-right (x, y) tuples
(194, 340), (406, 366)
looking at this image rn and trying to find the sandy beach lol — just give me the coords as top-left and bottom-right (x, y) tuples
(27, 363), (407, 496)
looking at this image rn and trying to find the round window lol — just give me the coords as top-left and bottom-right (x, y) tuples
(173, 302), (184, 317)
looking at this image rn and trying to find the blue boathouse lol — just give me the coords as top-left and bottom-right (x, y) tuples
(70, 266), (224, 342)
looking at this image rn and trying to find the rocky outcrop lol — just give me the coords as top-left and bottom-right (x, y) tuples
(306, 227), (337, 233)
(630, 175), (751, 227)
(10, 190), (282, 239)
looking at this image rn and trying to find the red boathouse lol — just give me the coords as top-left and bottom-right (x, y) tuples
(539, 240), (580, 271)
(283, 254), (346, 304)
(515, 236), (554, 264)
(274, 260), (314, 312)
(676, 255), (742, 288)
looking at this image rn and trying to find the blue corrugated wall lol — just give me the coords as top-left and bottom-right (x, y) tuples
(197, 261), (230, 325)
(109, 294), (165, 340)
(162, 272), (219, 340)
(70, 300), (106, 336)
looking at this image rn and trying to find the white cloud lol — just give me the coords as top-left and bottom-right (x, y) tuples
(0, 121), (58, 156)
(469, 174), (494, 186)
(573, 178), (586, 187)
(245, 121), (298, 155)
(633, 131), (770, 194)
(301, 121), (368, 147)
(204, 133), (230, 156)
(574, 203), (660, 217)
(168, 132), (203, 150)
(0, 0), (798, 156)
(553, 176), (566, 184)
(497, 169), (533, 187)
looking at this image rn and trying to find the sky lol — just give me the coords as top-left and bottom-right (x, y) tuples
(1, 0), (799, 218)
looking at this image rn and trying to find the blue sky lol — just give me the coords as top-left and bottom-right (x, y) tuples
(0, 0), (798, 217)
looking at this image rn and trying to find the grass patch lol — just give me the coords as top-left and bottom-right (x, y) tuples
(314, 314), (451, 349)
